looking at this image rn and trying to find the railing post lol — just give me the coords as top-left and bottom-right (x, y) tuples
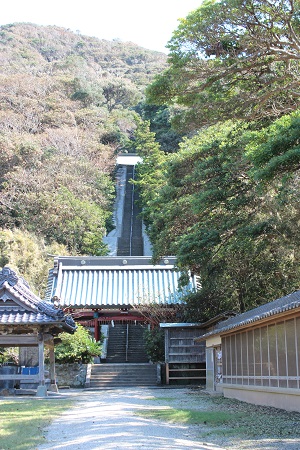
(126, 323), (129, 362)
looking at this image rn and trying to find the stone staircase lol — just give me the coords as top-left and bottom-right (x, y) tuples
(87, 363), (158, 388)
(117, 165), (143, 257)
(127, 324), (149, 363)
(106, 324), (127, 363)
(106, 323), (149, 363)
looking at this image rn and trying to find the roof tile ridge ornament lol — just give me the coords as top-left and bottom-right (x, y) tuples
(0, 267), (20, 287)
(37, 300), (65, 320)
(0, 266), (70, 321)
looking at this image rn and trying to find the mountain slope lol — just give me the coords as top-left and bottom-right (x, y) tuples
(0, 23), (167, 291)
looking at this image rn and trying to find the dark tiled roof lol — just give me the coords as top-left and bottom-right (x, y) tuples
(198, 290), (300, 339)
(0, 267), (76, 332)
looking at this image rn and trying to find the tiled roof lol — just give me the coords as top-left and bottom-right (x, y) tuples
(46, 256), (197, 308)
(0, 310), (65, 325)
(0, 267), (76, 331)
(197, 290), (300, 340)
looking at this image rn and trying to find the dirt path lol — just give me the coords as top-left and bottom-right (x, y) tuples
(38, 388), (225, 450)
(37, 387), (300, 450)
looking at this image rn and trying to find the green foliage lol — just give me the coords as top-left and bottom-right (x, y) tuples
(131, 117), (168, 229)
(101, 79), (142, 112)
(143, 327), (165, 363)
(246, 111), (300, 181)
(0, 228), (69, 295)
(147, 0), (300, 131)
(136, 119), (300, 316)
(55, 324), (102, 364)
(135, 103), (183, 153)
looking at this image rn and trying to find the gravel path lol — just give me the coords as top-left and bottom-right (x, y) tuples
(38, 388), (225, 450)
(37, 387), (300, 450)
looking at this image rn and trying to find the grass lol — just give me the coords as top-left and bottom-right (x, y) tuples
(138, 407), (244, 427)
(136, 392), (300, 442)
(145, 396), (175, 402)
(0, 398), (73, 450)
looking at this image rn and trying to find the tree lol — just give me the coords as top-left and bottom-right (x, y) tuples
(245, 110), (300, 181)
(147, 0), (300, 130)
(131, 117), (168, 228)
(0, 228), (68, 296)
(102, 79), (142, 112)
(135, 120), (300, 317)
(0, 22), (167, 267)
(135, 103), (183, 153)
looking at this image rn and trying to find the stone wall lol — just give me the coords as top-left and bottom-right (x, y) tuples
(46, 363), (87, 388)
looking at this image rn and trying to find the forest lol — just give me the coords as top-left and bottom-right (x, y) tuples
(1, 1), (300, 321)
(0, 22), (171, 294)
(133, 0), (300, 320)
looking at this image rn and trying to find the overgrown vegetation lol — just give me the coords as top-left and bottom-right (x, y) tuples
(0, 347), (19, 365)
(2, 4), (300, 320)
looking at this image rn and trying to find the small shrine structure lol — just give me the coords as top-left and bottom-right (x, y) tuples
(0, 267), (76, 396)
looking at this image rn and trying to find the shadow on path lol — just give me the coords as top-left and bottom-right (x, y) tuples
(38, 388), (225, 450)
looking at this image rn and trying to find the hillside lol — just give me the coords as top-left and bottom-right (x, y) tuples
(0, 23), (167, 293)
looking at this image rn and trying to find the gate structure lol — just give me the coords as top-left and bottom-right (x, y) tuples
(46, 255), (197, 345)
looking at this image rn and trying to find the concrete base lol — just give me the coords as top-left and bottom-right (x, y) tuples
(36, 385), (48, 397)
(223, 384), (300, 413)
(48, 383), (59, 393)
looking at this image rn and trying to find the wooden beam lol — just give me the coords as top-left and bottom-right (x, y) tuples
(0, 335), (38, 346)
(0, 374), (39, 381)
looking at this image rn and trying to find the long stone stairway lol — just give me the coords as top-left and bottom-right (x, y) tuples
(117, 165), (143, 256)
(87, 161), (158, 389)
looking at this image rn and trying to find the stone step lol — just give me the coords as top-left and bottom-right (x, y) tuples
(105, 324), (149, 364)
(88, 363), (158, 388)
(91, 368), (155, 373)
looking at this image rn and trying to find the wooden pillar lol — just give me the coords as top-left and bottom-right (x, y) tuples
(48, 339), (58, 393)
(94, 318), (100, 341)
(36, 333), (47, 397)
(166, 363), (170, 385)
(165, 329), (170, 385)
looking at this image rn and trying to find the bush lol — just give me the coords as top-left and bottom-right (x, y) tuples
(144, 328), (165, 363)
(55, 324), (102, 364)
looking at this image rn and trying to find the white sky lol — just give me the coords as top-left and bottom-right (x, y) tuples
(1, 1), (202, 53)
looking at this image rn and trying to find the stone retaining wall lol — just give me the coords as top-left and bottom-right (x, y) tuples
(46, 363), (87, 388)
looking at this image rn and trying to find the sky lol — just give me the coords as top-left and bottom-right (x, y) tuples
(1, 1), (202, 53)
